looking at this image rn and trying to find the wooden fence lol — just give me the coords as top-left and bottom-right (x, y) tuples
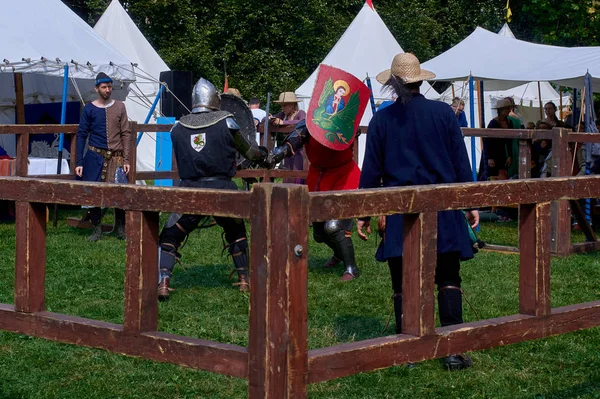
(1, 124), (599, 256)
(0, 174), (600, 397)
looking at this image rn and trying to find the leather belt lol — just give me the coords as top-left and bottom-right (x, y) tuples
(89, 145), (123, 182)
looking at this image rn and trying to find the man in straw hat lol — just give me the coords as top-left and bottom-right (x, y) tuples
(356, 53), (479, 370)
(269, 92), (306, 184)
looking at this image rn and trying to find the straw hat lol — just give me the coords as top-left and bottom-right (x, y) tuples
(274, 92), (301, 103)
(225, 88), (241, 97)
(376, 53), (435, 84)
(492, 98), (513, 109)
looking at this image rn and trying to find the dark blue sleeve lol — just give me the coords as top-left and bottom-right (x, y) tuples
(458, 111), (469, 128)
(76, 107), (91, 166)
(447, 107), (473, 183)
(359, 116), (384, 189)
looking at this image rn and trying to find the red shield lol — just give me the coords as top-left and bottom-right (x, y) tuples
(306, 64), (371, 151)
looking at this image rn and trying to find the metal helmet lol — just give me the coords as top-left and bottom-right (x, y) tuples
(191, 78), (220, 113)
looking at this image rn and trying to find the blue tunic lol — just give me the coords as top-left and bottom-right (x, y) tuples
(360, 93), (474, 261)
(76, 103), (109, 182)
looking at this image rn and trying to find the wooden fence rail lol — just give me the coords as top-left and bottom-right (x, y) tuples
(2, 124), (600, 255)
(1, 175), (600, 397)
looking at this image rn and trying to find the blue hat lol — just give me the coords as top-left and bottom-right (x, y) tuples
(95, 72), (113, 86)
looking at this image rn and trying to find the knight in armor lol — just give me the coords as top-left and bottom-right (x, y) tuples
(269, 119), (361, 281)
(157, 78), (268, 300)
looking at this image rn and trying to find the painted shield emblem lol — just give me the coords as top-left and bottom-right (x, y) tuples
(191, 133), (206, 152)
(307, 64), (371, 151)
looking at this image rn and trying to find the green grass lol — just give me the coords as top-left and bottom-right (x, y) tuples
(0, 211), (599, 398)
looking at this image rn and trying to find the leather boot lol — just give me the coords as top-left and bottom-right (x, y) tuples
(323, 255), (341, 269)
(158, 270), (172, 301)
(234, 271), (249, 292)
(88, 224), (103, 242)
(114, 219), (126, 240)
(340, 263), (360, 281)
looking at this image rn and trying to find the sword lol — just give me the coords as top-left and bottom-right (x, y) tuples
(263, 92), (271, 148)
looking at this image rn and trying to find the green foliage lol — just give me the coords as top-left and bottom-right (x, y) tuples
(61, 0), (600, 111)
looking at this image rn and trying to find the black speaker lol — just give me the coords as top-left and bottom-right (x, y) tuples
(160, 71), (193, 120)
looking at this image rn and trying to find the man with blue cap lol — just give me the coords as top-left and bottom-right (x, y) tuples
(75, 72), (132, 241)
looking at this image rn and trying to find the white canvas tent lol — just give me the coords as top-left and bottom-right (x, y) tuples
(95, 0), (170, 172)
(422, 26), (600, 91)
(435, 24), (572, 171)
(0, 0), (135, 156)
(295, 1), (438, 167)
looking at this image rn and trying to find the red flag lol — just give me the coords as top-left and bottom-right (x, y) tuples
(306, 64), (370, 151)
(366, 0), (374, 10)
(223, 75), (229, 92)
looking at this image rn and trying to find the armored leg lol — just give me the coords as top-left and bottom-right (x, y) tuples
(324, 219), (359, 280)
(157, 213), (205, 300)
(313, 222), (341, 268)
(215, 216), (249, 292)
(435, 252), (472, 370)
(388, 257), (403, 334)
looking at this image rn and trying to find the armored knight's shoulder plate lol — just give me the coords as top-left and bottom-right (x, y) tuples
(226, 117), (240, 130)
(178, 111), (232, 130)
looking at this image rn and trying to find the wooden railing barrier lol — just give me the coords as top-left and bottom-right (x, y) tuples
(0, 175), (599, 397)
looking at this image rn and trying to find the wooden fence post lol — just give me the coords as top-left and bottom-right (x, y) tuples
(518, 139), (531, 179)
(401, 212), (437, 336)
(248, 184), (309, 399)
(519, 202), (551, 316)
(123, 211), (159, 332)
(550, 128), (571, 256)
(15, 201), (46, 313)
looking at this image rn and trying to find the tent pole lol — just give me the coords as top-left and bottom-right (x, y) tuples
(451, 83), (455, 99)
(469, 76), (476, 181)
(559, 86), (563, 120)
(136, 84), (165, 146)
(54, 64), (69, 227)
(538, 81), (543, 120)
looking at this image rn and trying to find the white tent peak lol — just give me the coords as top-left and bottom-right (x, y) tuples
(295, 3), (437, 124)
(95, 0), (168, 89)
(498, 23), (515, 38)
(95, 0), (171, 172)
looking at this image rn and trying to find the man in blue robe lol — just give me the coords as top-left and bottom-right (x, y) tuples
(357, 53), (479, 371)
(75, 72), (131, 241)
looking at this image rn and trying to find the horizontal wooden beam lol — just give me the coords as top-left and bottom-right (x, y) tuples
(309, 175), (600, 221)
(27, 174), (74, 180)
(567, 133), (600, 144)
(0, 125), (78, 134)
(307, 301), (600, 383)
(0, 177), (251, 218)
(0, 305), (248, 379)
(136, 124), (174, 132)
(463, 128), (553, 140)
(571, 241), (600, 254)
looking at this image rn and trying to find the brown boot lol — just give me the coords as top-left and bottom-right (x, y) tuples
(233, 273), (250, 292)
(88, 224), (103, 242)
(323, 256), (341, 269)
(158, 276), (172, 301)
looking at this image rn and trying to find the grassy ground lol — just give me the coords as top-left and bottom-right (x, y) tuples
(0, 209), (598, 398)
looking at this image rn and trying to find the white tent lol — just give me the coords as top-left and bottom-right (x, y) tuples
(95, 0), (170, 172)
(295, 1), (438, 166)
(0, 0), (135, 156)
(439, 24), (572, 127)
(436, 24), (573, 171)
(422, 26), (600, 91)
